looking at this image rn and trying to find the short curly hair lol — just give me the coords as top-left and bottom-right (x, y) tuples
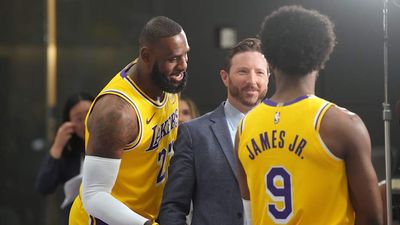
(259, 5), (336, 76)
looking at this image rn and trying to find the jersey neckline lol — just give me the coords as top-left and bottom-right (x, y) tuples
(120, 61), (168, 107)
(263, 95), (311, 107)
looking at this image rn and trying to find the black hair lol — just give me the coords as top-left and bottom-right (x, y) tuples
(259, 5), (336, 76)
(224, 38), (263, 72)
(139, 16), (183, 48)
(62, 92), (94, 123)
(61, 92), (94, 157)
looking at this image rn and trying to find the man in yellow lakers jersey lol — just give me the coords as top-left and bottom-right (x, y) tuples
(69, 16), (189, 225)
(236, 5), (383, 225)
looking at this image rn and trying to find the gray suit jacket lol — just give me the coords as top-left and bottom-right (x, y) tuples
(159, 102), (244, 225)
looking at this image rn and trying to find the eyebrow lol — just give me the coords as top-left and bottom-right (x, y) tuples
(171, 46), (190, 56)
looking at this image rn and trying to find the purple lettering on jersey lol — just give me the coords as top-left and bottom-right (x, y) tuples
(147, 109), (179, 151)
(271, 130), (278, 148)
(251, 138), (262, 156)
(246, 130), (304, 160)
(266, 167), (293, 221)
(246, 144), (255, 160)
(288, 135), (307, 157)
(259, 132), (271, 150)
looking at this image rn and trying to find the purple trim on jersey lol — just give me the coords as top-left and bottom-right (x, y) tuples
(120, 62), (134, 78)
(117, 62), (168, 108)
(263, 98), (278, 106)
(263, 95), (310, 106)
(125, 76), (167, 107)
(314, 103), (330, 130)
(120, 68), (128, 78)
(283, 95), (309, 106)
(92, 216), (108, 225)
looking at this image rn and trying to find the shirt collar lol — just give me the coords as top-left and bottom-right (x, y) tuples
(224, 99), (245, 141)
(225, 99), (245, 123)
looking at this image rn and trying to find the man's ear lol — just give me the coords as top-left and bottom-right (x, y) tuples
(140, 46), (152, 64)
(220, 70), (229, 87)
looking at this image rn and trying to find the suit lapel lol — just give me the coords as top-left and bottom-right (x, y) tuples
(210, 103), (239, 181)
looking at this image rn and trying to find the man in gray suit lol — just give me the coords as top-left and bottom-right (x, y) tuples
(158, 38), (269, 225)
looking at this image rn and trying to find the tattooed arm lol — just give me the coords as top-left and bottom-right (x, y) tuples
(81, 95), (152, 225)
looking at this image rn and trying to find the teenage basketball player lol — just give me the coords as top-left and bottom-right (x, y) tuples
(236, 5), (382, 225)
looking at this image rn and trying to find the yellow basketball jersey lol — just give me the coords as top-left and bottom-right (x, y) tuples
(237, 95), (355, 225)
(69, 62), (179, 224)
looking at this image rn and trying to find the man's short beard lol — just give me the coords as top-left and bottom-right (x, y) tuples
(151, 64), (187, 93)
(228, 81), (266, 108)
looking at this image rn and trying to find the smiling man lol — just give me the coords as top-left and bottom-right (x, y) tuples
(159, 38), (269, 225)
(69, 16), (190, 225)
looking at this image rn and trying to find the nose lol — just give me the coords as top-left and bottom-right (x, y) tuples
(177, 55), (188, 71)
(247, 70), (258, 85)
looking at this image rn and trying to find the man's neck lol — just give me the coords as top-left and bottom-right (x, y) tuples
(227, 97), (254, 114)
(128, 63), (164, 101)
(271, 71), (317, 103)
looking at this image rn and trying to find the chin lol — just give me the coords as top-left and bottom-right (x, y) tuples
(244, 99), (260, 107)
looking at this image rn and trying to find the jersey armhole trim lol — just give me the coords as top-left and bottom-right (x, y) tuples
(316, 133), (343, 161)
(314, 102), (332, 131)
(100, 90), (143, 151)
(314, 102), (343, 161)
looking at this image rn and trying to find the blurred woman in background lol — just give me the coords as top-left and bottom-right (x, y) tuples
(179, 95), (200, 124)
(36, 92), (94, 225)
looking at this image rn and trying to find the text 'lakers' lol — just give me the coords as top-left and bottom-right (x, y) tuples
(147, 110), (178, 151)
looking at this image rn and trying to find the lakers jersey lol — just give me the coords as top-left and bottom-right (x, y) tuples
(237, 95), (355, 225)
(69, 62), (179, 224)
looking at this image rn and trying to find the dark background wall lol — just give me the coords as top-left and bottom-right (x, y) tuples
(1, 0), (400, 224)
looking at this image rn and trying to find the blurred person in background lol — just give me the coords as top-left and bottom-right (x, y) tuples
(36, 92), (94, 225)
(179, 95), (200, 124)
